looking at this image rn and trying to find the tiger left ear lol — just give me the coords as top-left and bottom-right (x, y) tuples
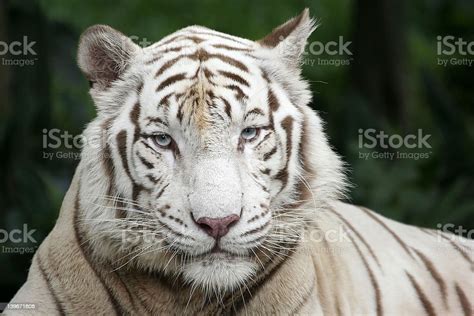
(258, 8), (317, 67)
(77, 25), (140, 90)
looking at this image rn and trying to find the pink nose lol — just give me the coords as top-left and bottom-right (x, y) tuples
(194, 214), (240, 239)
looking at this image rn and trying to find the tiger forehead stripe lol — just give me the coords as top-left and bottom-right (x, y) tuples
(156, 73), (187, 91)
(212, 44), (253, 52)
(244, 108), (265, 120)
(187, 29), (252, 45)
(218, 70), (249, 87)
(148, 47), (251, 74)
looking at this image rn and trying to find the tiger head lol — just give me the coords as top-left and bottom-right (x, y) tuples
(77, 9), (346, 295)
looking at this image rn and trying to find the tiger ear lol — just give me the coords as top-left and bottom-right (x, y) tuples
(258, 8), (317, 67)
(77, 25), (139, 89)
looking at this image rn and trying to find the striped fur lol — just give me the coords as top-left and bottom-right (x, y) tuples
(7, 9), (473, 315)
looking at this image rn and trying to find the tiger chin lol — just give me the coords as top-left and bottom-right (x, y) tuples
(7, 8), (473, 316)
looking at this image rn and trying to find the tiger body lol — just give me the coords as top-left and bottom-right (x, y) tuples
(7, 9), (473, 316)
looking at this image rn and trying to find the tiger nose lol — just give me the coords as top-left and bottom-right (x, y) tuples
(193, 214), (240, 239)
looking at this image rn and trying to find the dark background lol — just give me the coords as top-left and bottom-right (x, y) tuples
(0, 0), (473, 301)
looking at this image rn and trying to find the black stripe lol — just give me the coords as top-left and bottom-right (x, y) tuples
(145, 116), (167, 127)
(240, 220), (270, 237)
(130, 101), (141, 143)
(156, 73), (187, 91)
(158, 34), (186, 46)
(256, 131), (272, 148)
(137, 153), (154, 169)
(263, 146), (277, 161)
(116, 130), (145, 202)
(158, 92), (173, 109)
(224, 243), (297, 314)
(406, 271), (436, 316)
(184, 35), (205, 43)
(212, 44), (252, 52)
(218, 70), (249, 87)
(36, 255), (66, 315)
(146, 46), (191, 64)
(267, 87), (279, 111)
(116, 130), (132, 180)
(359, 207), (416, 260)
(274, 116), (294, 191)
(154, 55), (191, 77)
(427, 230), (474, 267)
(330, 207), (381, 268)
(444, 236), (473, 266)
(290, 278), (316, 314)
(412, 248), (448, 308)
(224, 84), (247, 100)
(73, 189), (122, 315)
(156, 183), (169, 199)
(209, 53), (249, 72)
(100, 117), (117, 198)
(244, 108), (264, 120)
(146, 174), (160, 184)
(190, 30), (251, 45)
(112, 272), (144, 312)
(219, 97), (232, 119)
(347, 233), (383, 316)
(455, 283), (472, 316)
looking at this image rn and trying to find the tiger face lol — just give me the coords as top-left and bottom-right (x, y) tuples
(77, 9), (345, 294)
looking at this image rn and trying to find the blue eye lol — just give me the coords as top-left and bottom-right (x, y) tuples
(241, 127), (258, 141)
(153, 134), (172, 148)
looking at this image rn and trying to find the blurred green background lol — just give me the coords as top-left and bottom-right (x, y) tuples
(0, 0), (473, 301)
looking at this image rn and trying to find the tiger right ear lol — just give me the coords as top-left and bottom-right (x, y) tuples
(258, 8), (317, 68)
(77, 25), (139, 89)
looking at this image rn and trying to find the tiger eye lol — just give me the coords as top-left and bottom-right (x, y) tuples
(241, 127), (258, 141)
(153, 134), (172, 147)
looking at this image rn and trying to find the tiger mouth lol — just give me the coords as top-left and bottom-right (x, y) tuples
(190, 248), (245, 260)
(169, 243), (253, 263)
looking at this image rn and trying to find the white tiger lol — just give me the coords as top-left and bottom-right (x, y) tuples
(7, 8), (473, 316)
